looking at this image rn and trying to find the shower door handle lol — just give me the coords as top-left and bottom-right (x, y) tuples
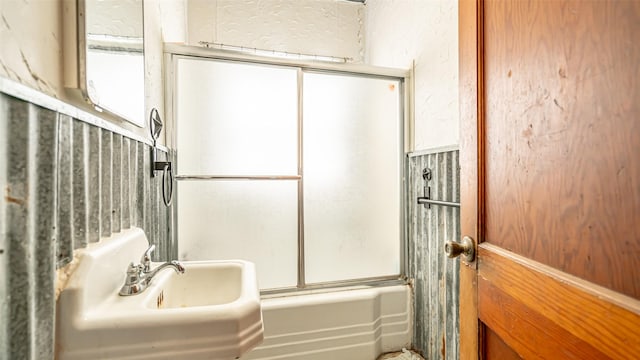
(445, 236), (475, 262)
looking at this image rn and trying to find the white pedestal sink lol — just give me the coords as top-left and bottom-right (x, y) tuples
(56, 228), (264, 360)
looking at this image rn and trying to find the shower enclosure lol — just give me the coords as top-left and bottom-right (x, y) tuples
(165, 45), (409, 293)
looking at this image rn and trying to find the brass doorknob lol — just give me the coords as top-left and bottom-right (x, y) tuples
(445, 236), (475, 261)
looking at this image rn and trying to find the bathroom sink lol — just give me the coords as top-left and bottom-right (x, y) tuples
(56, 228), (263, 360)
(149, 261), (243, 309)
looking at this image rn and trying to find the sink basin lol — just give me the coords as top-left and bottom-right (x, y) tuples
(150, 261), (243, 309)
(56, 228), (263, 360)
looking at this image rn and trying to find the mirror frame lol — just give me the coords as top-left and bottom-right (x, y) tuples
(63, 0), (145, 127)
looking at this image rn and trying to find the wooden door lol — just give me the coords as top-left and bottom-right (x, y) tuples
(458, 0), (640, 358)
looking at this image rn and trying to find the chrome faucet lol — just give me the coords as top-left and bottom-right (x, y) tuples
(119, 244), (185, 296)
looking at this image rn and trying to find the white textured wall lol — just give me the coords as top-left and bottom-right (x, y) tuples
(1, 0), (456, 149)
(364, 0), (459, 151)
(0, 0), (185, 141)
(0, 1), (61, 97)
(145, 0), (187, 143)
(158, 0), (187, 43)
(186, 0), (364, 62)
(88, 0), (143, 37)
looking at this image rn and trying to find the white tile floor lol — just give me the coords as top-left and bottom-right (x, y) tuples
(377, 349), (425, 360)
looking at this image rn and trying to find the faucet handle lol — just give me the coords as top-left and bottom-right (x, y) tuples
(123, 262), (142, 285)
(120, 262), (144, 296)
(126, 262), (140, 273)
(141, 244), (156, 272)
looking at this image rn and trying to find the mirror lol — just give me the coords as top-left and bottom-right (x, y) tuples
(79, 0), (145, 126)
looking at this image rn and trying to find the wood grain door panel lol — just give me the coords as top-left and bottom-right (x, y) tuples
(483, 327), (521, 360)
(484, 0), (640, 299)
(459, 0), (640, 358)
(478, 244), (640, 359)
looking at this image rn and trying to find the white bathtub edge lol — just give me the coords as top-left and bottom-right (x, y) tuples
(241, 285), (412, 360)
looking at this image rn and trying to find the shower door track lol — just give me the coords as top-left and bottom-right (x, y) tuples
(176, 175), (302, 180)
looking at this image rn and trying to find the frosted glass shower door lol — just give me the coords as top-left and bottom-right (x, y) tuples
(172, 53), (405, 290)
(175, 57), (299, 289)
(178, 181), (298, 289)
(303, 72), (402, 283)
(176, 57), (298, 176)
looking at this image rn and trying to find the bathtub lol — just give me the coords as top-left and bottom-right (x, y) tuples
(240, 285), (411, 360)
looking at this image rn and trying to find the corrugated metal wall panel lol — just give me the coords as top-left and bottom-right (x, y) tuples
(0, 93), (7, 356)
(0, 92), (175, 359)
(71, 119), (89, 251)
(407, 150), (460, 360)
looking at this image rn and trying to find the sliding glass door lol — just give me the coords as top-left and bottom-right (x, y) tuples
(303, 72), (402, 283)
(173, 54), (404, 291)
